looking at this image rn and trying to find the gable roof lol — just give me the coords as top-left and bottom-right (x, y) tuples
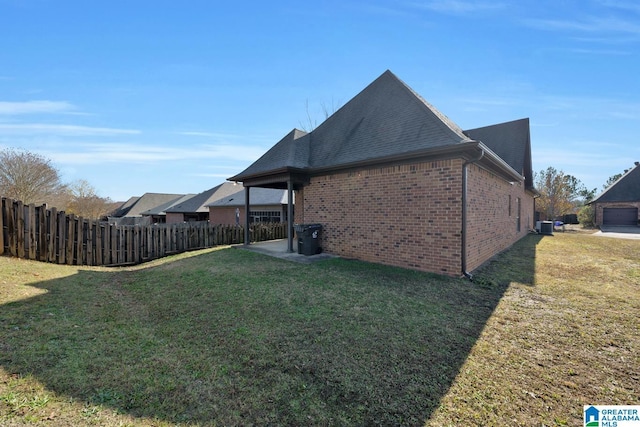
(140, 194), (195, 217)
(111, 193), (185, 218)
(591, 162), (640, 203)
(109, 196), (140, 217)
(464, 118), (534, 189)
(229, 70), (527, 186)
(165, 182), (242, 214)
(207, 187), (290, 207)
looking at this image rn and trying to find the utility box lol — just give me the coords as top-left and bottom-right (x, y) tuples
(536, 221), (554, 235)
(295, 224), (322, 256)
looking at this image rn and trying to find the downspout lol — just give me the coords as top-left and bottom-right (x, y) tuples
(287, 179), (294, 253)
(462, 148), (485, 280)
(244, 186), (250, 245)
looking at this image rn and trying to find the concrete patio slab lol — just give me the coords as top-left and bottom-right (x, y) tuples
(234, 239), (338, 263)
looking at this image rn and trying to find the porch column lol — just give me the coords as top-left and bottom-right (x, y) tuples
(244, 186), (250, 245)
(287, 179), (294, 253)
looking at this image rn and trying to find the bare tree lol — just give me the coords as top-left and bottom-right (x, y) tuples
(66, 179), (114, 220)
(0, 148), (65, 205)
(298, 98), (341, 132)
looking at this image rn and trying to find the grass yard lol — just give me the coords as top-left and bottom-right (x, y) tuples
(0, 232), (638, 426)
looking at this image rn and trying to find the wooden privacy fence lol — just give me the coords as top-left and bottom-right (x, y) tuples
(0, 197), (288, 267)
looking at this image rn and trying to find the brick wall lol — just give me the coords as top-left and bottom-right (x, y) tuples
(294, 160), (535, 276)
(465, 164), (534, 272)
(166, 212), (185, 224)
(209, 206), (241, 225)
(296, 160), (464, 275)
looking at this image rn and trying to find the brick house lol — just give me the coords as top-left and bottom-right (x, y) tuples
(165, 181), (240, 224)
(229, 70), (537, 277)
(207, 187), (291, 225)
(590, 162), (640, 227)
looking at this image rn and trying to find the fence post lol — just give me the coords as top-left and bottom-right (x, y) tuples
(86, 219), (94, 266)
(75, 217), (84, 265)
(57, 210), (66, 264)
(47, 207), (56, 262)
(0, 198), (4, 256)
(95, 222), (103, 266)
(37, 204), (46, 261)
(66, 215), (75, 265)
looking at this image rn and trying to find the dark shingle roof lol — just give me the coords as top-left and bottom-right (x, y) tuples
(207, 187), (289, 207)
(464, 118), (534, 188)
(140, 194), (194, 216)
(307, 70), (471, 168)
(110, 193), (185, 218)
(229, 70), (472, 182)
(165, 182), (242, 214)
(229, 129), (308, 179)
(229, 70), (529, 186)
(110, 196), (140, 217)
(591, 162), (640, 203)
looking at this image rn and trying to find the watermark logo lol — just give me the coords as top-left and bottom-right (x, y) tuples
(584, 406), (640, 427)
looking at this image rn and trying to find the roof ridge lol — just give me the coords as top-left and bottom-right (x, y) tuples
(387, 71), (471, 142)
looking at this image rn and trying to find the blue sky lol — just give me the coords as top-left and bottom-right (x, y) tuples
(1, 0), (639, 201)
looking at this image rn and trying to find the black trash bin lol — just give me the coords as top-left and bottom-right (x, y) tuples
(295, 224), (322, 256)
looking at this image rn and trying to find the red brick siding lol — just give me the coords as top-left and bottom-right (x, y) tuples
(166, 212), (185, 224)
(465, 164), (534, 272)
(209, 205), (287, 225)
(297, 160), (464, 275)
(593, 201), (640, 226)
(209, 206), (241, 225)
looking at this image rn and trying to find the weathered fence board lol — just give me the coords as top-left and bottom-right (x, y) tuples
(0, 197), (288, 267)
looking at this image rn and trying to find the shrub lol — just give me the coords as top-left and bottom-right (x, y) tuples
(577, 205), (595, 228)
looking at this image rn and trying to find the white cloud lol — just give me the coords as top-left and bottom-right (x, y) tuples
(0, 100), (77, 115)
(524, 16), (640, 36)
(0, 123), (140, 136)
(410, 0), (505, 14)
(43, 142), (265, 165)
(597, 0), (640, 14)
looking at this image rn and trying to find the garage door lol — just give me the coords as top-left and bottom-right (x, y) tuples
(603, 208), (638, 226)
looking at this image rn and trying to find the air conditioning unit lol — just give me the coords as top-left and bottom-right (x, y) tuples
(536, 221), (553, 235)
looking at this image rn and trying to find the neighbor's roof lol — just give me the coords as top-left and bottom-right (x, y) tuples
(140, 194), (194, 216)
(207, 187), (290, 207)
(165, 182), (241, 214)
(112, 193), (186, 217)
(591, 162), (640, 203)
(464, 118), (534, 189)
(109, 196), (140, 217)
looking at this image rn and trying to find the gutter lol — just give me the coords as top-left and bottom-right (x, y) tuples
(462, 147), (485, 280)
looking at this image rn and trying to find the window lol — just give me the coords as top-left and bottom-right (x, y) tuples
(249, 210), (281, 223)
(516, 197), (521, 232)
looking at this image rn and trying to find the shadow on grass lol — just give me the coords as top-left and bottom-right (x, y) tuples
(0, 235), (541, 426)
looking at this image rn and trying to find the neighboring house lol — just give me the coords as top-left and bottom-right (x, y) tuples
(229, 70), (537, 277)
(207, 187), (291, 225)
(165, 182), (241, 224)
(108, 193), (186, 225)
(590, 161), (640, 227)
(140, 194), (195, 224)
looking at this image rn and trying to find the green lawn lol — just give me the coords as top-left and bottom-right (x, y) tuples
(0, 232), (638, 426)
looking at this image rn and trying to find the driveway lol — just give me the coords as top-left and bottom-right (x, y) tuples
(592, 225), (640, 240)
